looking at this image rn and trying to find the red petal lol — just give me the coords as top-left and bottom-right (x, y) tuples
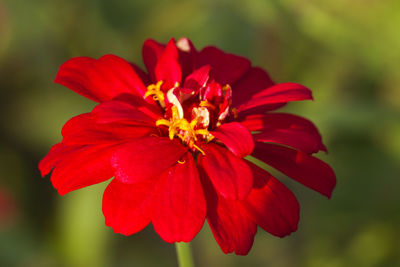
(240, 112), (327, 153)
(176, 37), (198, 78)
(183, 65), (211, 92)
(142, 39), (166, 81)
(253, 143), (336, 198)
(64, 125), (154, 146)
(87, 55), (148, 98)
(39, 143), (77, 177)
(241, 112), (320, 133)
(55, 55), (148, 102)
(40, 122), (126, 177)
(198, 144), (252, 200)
(92, 100), (158, 125)
(111, 137), (188, 184)
(54, 57), (99, 101)
(60, 113), (155, 146)
(241, 162), (299, 237)
(102, 179), (154, 235)
(155, 38), (182, 88)
(152, 153), (206, 243)
(61, 113), (92, 138)
(236, 104), (287, 118)
(112, 93), (162, 117)
(201, 175), (256, 255)
(49, 143), (117, 195)
(211, 122), (254, 157)
(231, 67), (274, 107)
(237, 82), (313, 112)
(129, 62), (151, 86)
(253, 129), (321, 154)
(197, 46), (251, 85)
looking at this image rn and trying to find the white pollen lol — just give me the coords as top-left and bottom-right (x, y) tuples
(167, 88), (184, 119)
(192, 107), (210, 128)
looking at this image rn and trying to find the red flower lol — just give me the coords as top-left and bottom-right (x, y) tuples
(39, 38), (336, 255)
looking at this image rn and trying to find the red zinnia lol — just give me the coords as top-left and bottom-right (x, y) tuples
(39, 38), (336, 255)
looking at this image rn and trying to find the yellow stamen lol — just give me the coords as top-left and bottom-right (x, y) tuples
(155, 119), (170, 127)
(231, 107), (239, 119)
(190, 118), (198, 128)
(168, 118), (197, 141)
(193, 144), (205, 155)
(171, 106), (180, 120)
(195, 129), (211, 136)
(169, 125), (176, 140)
(177, 159), (186, 164)
(199, 100), (216, 110)
(145, 81), (164, 102)
(155, 107), (211, 154)
(222, 84), (231, 91)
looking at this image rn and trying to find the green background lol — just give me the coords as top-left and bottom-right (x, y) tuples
(0, 0), (399, 266)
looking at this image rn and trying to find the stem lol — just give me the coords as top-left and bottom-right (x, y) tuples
(175, 242), (195, 267)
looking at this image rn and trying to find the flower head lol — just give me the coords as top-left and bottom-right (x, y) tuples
(39, 38), (336, 255)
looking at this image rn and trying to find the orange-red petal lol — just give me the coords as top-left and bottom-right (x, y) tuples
(152, 153), (206, 243)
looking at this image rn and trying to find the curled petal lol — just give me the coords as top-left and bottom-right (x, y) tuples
(111, 137), (188, 184)
(211, 122), (254, 157)
(102, 179), (154, 235)
(152, 153), (206, 243)
(237, 82), (313, 112)
(253, 129), (321, 154)
(253, 143), (336, 198)
(183, 65), (211, 93)
(241, 162), (300, 237)
(240, 112), (327, 153)
(240, 112), (322, 134)
(232, 67), (274, 107)
(198, 143), (252, 200)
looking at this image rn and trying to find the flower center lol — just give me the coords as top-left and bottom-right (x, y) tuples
(155, 106), (213, 154)
(145, 79), (233, 154)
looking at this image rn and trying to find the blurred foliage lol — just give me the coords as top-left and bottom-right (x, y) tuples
(0, 0), (399, 266)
